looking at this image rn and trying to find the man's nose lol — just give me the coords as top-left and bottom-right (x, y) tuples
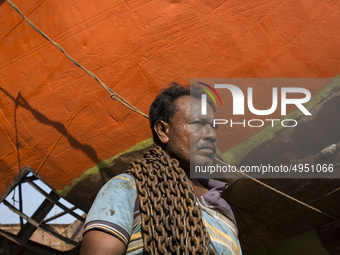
(203, 124), (217, 142)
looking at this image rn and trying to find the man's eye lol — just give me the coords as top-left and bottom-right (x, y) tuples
(206, 122), (218, 130)
(191, 121), (202, 125)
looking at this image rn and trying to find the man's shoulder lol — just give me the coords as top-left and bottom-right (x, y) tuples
(100, 172), (137, 192)
(107, 173), (137, 187)
(91, 172), (138, 207)
(85, 172), (138, 227)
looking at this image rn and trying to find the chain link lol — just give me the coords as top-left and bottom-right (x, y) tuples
(127, 147), (216, 255)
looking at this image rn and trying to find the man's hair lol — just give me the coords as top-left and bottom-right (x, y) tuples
(149, 82), (215, 146)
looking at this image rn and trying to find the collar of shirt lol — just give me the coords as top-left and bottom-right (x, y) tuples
(197, 178), (237, 225)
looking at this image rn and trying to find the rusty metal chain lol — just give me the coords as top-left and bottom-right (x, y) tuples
(127, 147), (216, 255)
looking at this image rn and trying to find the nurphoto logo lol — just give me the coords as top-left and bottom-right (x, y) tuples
(199, 81), (312, 128)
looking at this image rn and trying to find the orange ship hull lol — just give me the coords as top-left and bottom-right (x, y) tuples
(1, 0), (340, 252)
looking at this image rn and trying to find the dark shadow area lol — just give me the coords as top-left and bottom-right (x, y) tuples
(0, 87), (101, 165)
(318, 222), (340, 255)
(14, 93), (21, 172)
(223, 87), (340, 251)
(0, 0), (6, 7)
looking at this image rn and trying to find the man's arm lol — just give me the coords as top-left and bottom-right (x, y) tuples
(81, 174), (137, 254)
(80, 230), (126, 255)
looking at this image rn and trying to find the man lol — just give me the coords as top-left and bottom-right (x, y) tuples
(80, 84), (242, 255)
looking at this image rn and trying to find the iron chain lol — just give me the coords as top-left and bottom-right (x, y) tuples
(128, 147), (216, 255)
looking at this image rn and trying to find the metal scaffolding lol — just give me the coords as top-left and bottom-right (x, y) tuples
(0, 167), (85, 255)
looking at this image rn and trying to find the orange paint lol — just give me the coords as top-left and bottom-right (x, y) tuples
(0, 0), (339, 198)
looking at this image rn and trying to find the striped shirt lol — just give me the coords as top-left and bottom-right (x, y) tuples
(84, 174), (242, 255)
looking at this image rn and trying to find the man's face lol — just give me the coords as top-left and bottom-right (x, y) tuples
(166, 95), (217, 170)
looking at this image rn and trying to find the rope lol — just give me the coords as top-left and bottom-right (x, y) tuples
(5, 0), (149, 119)
(214, 156), (340, 223)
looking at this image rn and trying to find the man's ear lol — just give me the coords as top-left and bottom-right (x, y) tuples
(154, 120), (170, 144)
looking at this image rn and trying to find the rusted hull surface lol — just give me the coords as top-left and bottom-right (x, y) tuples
(224, 87), (340, 250)
(1, 0), (340, 199)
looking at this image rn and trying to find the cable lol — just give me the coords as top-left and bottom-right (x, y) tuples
(5, 0), (149, 119)
(214, 156), (340, 223)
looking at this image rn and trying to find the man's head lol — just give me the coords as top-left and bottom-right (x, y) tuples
(149, 83), (217, 170)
